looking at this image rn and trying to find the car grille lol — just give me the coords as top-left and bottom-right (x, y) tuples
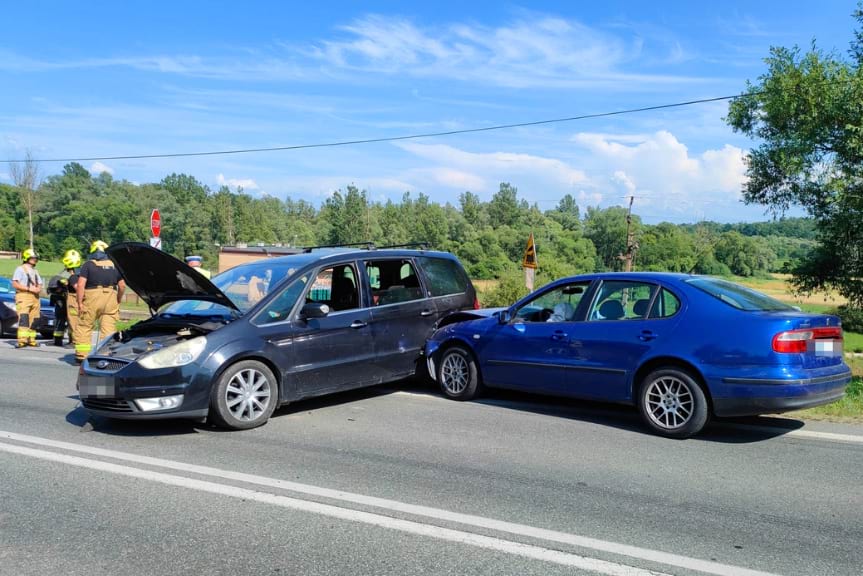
(85, 358), (131, 373)
(81, 398), (134, 412)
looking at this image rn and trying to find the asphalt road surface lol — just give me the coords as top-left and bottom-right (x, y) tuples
(1, 341), (862, 576)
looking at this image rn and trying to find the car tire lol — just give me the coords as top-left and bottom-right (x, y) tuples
(208, 360), (278, 430)
(638, 367), (709, 439)
(437, 345), (482, 401)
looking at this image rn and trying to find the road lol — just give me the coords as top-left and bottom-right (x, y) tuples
(1, 341), (862, 576)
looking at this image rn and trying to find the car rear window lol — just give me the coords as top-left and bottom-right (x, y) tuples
(418, 257), (470, 297)
(685, 277), (794, 312)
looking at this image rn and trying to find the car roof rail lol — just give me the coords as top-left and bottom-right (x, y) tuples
(375, 242), (430, 250)
(301, 241), (375, 253)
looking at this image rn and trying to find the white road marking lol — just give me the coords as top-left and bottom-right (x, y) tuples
(729, 425), (863, 445)
(1, 430), (780, 576)
(391, 392), (863, 445)
(0, 441), (668, 576)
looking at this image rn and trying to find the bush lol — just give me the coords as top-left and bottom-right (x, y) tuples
(832, 305), (863, 334)
(480, 272), (530, 308)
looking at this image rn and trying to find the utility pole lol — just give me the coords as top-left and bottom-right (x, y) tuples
(620, 195), (638, 272)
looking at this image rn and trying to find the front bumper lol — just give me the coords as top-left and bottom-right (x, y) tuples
(77, 356), (211, 420)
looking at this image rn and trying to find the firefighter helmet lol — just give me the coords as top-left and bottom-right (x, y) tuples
(22, 248), (38, 261)
(62, 249), (82, 269)
(89, 240), (109, 253)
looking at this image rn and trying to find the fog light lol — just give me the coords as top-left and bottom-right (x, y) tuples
(135, 395), (184, 412)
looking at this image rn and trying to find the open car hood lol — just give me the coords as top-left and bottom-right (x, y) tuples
(107, 242), (239, 313)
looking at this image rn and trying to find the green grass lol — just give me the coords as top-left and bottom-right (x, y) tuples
(792, 376), (863, 422)
(0, 258), (63, 278)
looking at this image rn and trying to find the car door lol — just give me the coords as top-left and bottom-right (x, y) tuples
(479, 280), (593, 394)
(287, 262), (379, 396)
(365, 258), (436, 380)
(560, 280), (683, 401)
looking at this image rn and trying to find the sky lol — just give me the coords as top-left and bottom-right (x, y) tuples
(0, 0), (857, 223)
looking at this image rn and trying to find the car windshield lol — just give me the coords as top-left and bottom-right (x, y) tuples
(159, 255), (317, 317)
(685, 277), (795, 312)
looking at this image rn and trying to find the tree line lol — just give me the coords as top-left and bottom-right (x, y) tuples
(1, 163), (816, 286)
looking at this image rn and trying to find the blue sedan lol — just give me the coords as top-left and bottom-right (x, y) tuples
(424, 273), (852, 438)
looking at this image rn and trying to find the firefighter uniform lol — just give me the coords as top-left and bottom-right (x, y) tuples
(12, 249), (43, 347)
(48, 250), (82, 346)
(74, 242), (125, 362)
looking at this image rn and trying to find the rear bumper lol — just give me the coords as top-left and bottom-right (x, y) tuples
(712, 370), (852, 417)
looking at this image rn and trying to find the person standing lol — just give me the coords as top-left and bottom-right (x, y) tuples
(185, 255), (212, 279)
(74, 241), (125, 362)
(48, 249), (82, 346)
(11, 249), (43, 348)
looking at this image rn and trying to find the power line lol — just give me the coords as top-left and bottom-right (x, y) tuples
(3, 92), (761, 164)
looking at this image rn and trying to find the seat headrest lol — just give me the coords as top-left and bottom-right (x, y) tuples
(598, 300), (625, 320)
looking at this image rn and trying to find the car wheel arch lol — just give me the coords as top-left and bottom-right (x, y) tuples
(631, 356), (713, 413)
(210, 353), (286, 405)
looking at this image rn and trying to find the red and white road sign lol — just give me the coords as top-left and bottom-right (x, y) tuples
(150, 209), (161, 238)
(149, 237), (162, 249)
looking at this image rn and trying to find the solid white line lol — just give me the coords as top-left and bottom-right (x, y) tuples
(0, 441), (668, 576)
(746, 427), (863, 445)
(0, 430), (779, 576)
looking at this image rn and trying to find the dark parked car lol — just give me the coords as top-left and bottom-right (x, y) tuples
(0, 276), (56, 339)
(425, 272), (852, 438)
(77, 242), (477, 429)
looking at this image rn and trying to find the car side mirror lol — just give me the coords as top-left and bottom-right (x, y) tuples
(498, 309), (513, 324)
(300, 302), (330, 319)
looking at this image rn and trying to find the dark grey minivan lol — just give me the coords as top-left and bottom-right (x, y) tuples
(77, 242), (478, 429)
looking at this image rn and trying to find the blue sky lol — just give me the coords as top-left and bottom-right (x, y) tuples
(0, 1), (856, 223)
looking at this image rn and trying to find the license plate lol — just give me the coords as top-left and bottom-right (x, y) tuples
(47, 320), (54, 326)
(78, 375), (116, 397)
(814, 340), (843, 357)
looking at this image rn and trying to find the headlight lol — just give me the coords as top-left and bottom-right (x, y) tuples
(138, 336), (207, 369)
(3, 301), (15, 311)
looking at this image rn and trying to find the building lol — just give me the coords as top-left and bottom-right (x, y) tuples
(217, 244), (304, 273)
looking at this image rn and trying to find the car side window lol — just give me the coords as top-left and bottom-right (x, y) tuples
(649, 288), (681, 319)
(418, 257), (469, 297)
(514, 282), (590, 323)
(254, 274), (309, 325)
(366, 259), (424, 306)
(306, 264), (360, 312)
(589, 281), (658, 321)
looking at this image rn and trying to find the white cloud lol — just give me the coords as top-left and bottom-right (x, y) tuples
(0, 172), (9, 181)
(217, 173), (259, 191)
(571, 130), (748, 219)
(310, 14), (703, 88)
(90, 161), (114, 175)
(397, 142), (587, 195)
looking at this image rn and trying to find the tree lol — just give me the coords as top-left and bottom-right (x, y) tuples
(8, 149), (40, 250)
(726, 4), (863, 303)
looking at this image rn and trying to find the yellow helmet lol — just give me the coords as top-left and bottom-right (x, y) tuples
(22, 248), (38, 261)
(89, 240), (109, 253)
(62, 249), (82, 269)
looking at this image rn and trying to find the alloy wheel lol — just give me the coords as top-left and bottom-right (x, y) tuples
(225, 368), (272, 422)
(440, 352), (470, 395)
(644, 375), (694, 430)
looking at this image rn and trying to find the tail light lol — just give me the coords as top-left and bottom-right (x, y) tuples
(473, 296), (481, 310)
(772, 327), (843, 353)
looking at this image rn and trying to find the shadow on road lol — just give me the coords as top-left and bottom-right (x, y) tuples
(63, 376), (809, 443)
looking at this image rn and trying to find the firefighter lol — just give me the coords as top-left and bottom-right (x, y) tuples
(73, 241), (125, 362)
(11, 248), (43, 348)
(185, 255), (212, 279)
(47, 249), (82, 346)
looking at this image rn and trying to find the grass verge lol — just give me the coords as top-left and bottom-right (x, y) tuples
(789, 356), (863, 423)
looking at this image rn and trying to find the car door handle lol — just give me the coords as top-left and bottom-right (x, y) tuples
(551, 330), (568, 341)
(639, 330), (658, 341)
(420, 310), (435, 317)
(350, 320), (368, 329)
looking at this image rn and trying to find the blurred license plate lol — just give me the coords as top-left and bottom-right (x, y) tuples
(815, 340), (842, 356)
(78, 375), (115, 397)
(47, 320), (54, 326)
